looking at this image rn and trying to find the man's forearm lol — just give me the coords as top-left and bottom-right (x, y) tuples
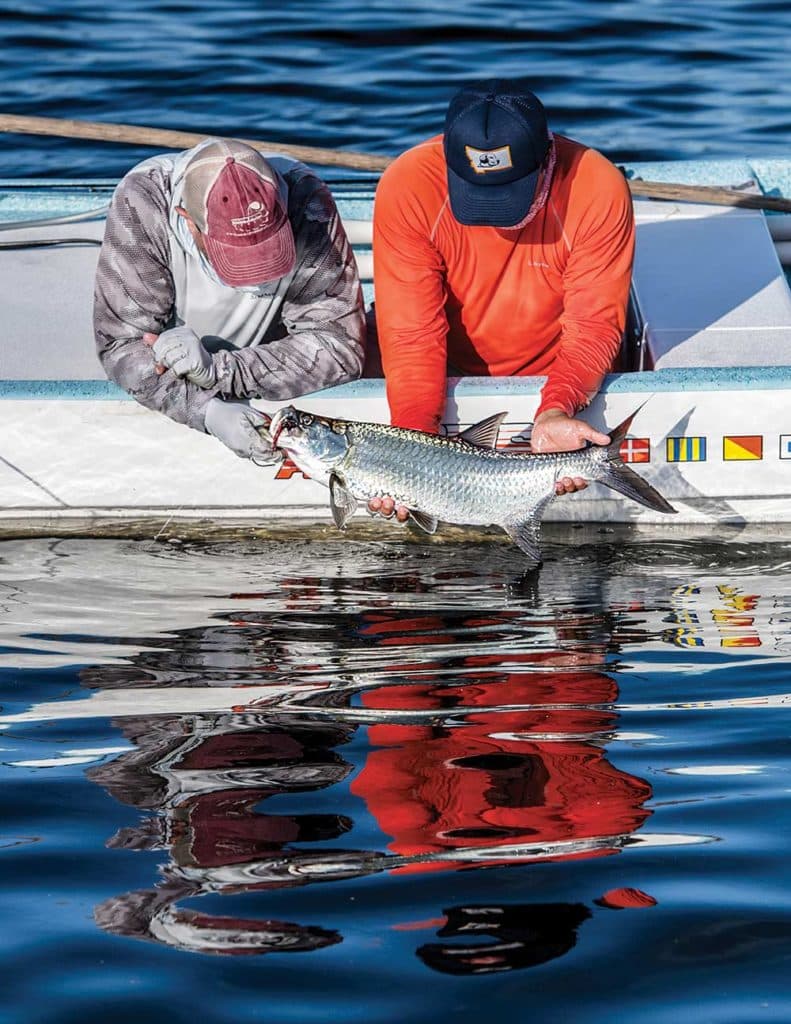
(211, 322), (365, 401)
(99, 335), (217, 432)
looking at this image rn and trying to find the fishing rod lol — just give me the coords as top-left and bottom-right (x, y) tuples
(2, 112), (791, 213)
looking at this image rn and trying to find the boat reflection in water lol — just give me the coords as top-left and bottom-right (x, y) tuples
(85, 565), (655, 969)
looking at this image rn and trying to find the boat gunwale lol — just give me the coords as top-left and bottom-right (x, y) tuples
(4, 366), (791, 400)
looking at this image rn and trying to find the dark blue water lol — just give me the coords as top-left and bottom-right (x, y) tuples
(2, 536), (791, 1023)
(1, 0), (790, 181)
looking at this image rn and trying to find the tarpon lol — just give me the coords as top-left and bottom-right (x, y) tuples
(269, 406), (676, 560)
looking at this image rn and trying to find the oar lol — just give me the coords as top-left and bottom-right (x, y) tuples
(2, 112), (791, 213)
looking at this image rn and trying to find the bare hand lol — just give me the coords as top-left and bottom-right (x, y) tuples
(368, 496), (410, 522)
(531, 409), (611, 496)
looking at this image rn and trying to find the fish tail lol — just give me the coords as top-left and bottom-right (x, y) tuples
(598, 408), (677, 514)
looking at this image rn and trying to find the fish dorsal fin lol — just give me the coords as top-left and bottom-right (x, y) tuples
(455, 412), (508, 449)
(503, 515), (544, 563)
(329, 472), (357, 530)
(409, 509), (438, 534)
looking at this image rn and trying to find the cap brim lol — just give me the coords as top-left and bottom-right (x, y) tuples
(447, 163), (541, 228)
(204, 221), (296, 288)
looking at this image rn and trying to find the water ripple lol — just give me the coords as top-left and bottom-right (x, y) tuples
(2, 0), (790, 179)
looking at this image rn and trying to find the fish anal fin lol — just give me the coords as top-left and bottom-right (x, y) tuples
(600, 464), (677, 514)
(329, 472), (357, 530)
(504, 517), (543, 563)
(455, 412), (508, 449)
(409, 509), (439, 534)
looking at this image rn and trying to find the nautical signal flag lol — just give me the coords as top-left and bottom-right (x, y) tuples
(620, 437), (650, 463)
(723, 435), (762, 461)
(780, 435), (791, 459)
(667, 436), (706, 462)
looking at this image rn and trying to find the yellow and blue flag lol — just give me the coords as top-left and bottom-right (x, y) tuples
(667, 436), (706, 462)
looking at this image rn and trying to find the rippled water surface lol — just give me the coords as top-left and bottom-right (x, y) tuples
(2, 536), (791, 1023)
(2, 0), (790, 179)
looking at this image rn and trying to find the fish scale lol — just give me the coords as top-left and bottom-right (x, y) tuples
(269, 406), (676, 560)
(342, 425), (590, 524)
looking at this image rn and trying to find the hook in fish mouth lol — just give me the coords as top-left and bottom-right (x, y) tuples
(270, 407), (300, 449)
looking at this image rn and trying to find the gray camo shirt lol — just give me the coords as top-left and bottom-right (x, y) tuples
(94, 155), (366, 432)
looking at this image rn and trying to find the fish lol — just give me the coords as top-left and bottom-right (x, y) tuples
(269, 405), (676, 561)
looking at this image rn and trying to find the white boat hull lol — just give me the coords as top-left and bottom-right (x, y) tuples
(2, 370), (790, 536)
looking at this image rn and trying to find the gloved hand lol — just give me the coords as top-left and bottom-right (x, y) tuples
(143, 327), (217, 388)
(204, 398), (280, 465)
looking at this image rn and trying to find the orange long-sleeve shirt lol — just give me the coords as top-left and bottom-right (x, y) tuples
(372, 134), (635, 432)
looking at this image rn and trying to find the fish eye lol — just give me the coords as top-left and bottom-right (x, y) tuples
(299, 413), (313, 427)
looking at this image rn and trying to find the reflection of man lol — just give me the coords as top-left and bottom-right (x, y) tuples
(350, 612), (652, 871)
(89, 712), (356, 955)
(83, 592), (655, 966)
(417, 903), (591, 975)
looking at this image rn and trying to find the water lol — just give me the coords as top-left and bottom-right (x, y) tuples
(2, 536), (791, 1022)
(1, 0), (790, 181)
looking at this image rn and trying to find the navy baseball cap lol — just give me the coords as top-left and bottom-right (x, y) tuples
(444, 80), (551, 227)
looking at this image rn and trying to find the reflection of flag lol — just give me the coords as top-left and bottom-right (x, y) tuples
(664, 610), (699, 625)
(672, 585), (700, 597)
(712, 610), (754, 626)
(663, 628), (704, 647)
(667, 437), (706, 462)
(716, 587), (759, 611)
(780, 435), (791, 460)
(620, 438), (650, 463)
(723, 435), (762, 461)
(721, 636), (761, 648)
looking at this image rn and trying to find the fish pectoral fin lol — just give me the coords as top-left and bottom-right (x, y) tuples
(409, 509), (439, 534)
(455, 411), (508, 449)
(329, 472), (358, 530)
(503, 517), (543, 562)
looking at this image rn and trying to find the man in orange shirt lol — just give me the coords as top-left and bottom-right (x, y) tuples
(370, 80), (634, 517)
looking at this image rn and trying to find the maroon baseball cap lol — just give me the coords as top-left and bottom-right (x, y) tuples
(180, 139), (296, 287)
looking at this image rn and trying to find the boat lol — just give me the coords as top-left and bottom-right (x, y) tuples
(2, 156), (791, 541)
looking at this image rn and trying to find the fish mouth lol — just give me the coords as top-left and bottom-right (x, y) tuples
(270, 407), (299, 449)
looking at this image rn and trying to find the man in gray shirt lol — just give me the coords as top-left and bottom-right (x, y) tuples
(94, 137), (366, 463)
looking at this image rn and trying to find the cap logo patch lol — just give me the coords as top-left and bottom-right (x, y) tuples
(465, 144), (513, 174)
(230, 200), (271, 234)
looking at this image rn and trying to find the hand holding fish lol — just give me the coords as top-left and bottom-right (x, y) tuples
(367, 495), (410, 522)
(531, 409), (611, 495)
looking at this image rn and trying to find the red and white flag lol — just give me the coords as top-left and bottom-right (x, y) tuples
(620, 437), (650, 463)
